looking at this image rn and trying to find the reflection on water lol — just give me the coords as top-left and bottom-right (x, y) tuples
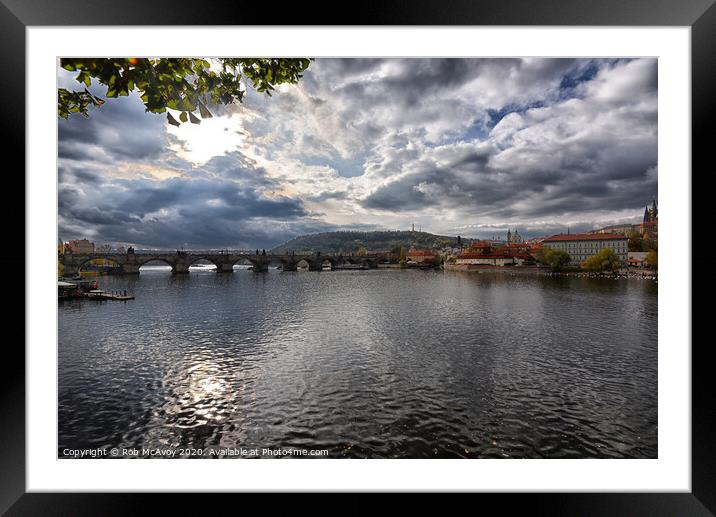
(58, 269), (657, 458)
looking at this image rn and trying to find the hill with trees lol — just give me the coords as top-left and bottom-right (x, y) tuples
(271, 231), (470, 254)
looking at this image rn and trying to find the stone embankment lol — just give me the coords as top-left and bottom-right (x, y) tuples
(552, 269), (657, 281)
(443, 263), (657, 281)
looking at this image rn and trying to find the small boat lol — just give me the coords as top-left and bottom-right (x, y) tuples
(58, 278), (99, 299)
(58, 280), (81, 300)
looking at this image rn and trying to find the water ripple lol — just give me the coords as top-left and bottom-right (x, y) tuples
(58, 270), (657, 458)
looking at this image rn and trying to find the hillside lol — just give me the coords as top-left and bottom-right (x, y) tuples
(271, 230), (471, 254)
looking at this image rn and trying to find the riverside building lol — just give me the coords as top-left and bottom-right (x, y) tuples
(541, 233), (628, 265)
(454, 241), (535, 267)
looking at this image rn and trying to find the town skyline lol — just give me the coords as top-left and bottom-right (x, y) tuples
(59, 58), (657, 249)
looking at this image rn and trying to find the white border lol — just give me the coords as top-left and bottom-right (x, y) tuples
(27, 27), (690, 492)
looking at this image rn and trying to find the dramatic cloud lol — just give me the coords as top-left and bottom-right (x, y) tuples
(58, 58), (657, 248)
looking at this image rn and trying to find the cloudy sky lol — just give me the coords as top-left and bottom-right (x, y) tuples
(58, 58), (657, 249)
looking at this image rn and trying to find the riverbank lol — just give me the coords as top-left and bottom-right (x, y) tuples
(551, 269), (658, 281)
(443, 263), (657, 281)
(444, 263), (549, 274)
(378, 263), (439, 270)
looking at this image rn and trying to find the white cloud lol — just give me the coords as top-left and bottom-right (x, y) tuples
(58, 58), (657, 246)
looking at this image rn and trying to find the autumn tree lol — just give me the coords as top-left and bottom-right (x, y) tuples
(627, 230), (644, 252)
(645, 250), (658, 269)
(58, 58), (312, 125)
(581, 248), (621, 273)
(537, 248), (571, 271)
(399, 246), (407, 268)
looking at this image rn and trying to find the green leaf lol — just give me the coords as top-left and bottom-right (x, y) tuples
(179, 112), (188, 123)
(58, 57), (313, 121)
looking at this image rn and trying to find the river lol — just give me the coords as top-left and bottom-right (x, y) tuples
(58, 267), (657, 458)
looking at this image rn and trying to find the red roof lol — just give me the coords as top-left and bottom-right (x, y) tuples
(459, 251), (534, 259)
(542, 233), (627, 242)
(458, 253), (517, 260)
(407, 250), (435, 256)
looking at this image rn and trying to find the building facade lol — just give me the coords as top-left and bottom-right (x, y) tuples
(455, 240), (534, 267)
(541, 233), (628, 265)
(589, 224), (635, 236)
(506, 228), (523, 244)
(407, 249), (436, 263)
(67, 238), (95, 254)
(627, 251), (648, 267)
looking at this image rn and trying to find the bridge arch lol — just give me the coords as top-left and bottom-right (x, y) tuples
(186, 256), (219, 269)
(230, 256), (260, 269)
(135, 257), (179, 274)
(294, 258), (311, 270)
(136, 256), (175, 268)
(76, 256), (123, 273)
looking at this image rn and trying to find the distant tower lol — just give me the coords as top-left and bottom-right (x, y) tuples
(507, 228), (512, 243)
(643, 200), (658, 224)
(412, 223), (415, 232)
(512, 229), (523, 243)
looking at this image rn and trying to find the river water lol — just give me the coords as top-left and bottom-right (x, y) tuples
(58, 267), (657, 458)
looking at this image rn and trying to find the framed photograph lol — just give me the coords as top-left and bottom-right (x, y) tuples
(5, 0), (713, 513)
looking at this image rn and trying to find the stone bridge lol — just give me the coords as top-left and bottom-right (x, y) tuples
(59, 251), (382, 275)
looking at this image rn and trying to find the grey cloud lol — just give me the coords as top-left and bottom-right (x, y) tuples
(59, 58), (658, 247)
(59, 172), (310, 248)
(58, 90), (167, 162)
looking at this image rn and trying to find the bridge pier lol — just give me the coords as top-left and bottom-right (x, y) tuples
(252, 262), (269, 273)
(173, 262), (190, 274)
(121, 263), (140, 275)
(215, 262), (234, 273)
(308, 261), (323, 272)
(281, 262), (298, 271)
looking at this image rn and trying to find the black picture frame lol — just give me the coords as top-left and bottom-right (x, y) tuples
(2, 0), (712, 513)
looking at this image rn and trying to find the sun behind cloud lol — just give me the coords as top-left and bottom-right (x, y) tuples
(167, 115), (249, 166)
